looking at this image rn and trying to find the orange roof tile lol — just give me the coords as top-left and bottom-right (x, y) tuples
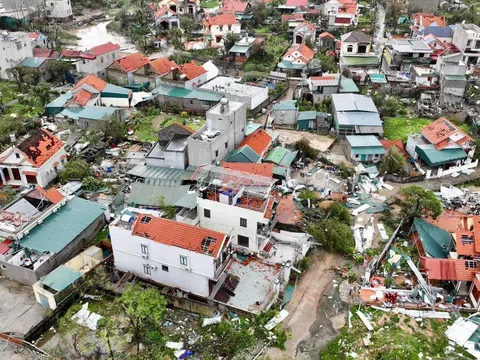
(238, 129), (272, 156)
(112, 52), (150, 73)
(221, 162), (274, 177)
(35, 186), (65, 204)
(150, 57), (179, 75)
(73, 74), (107, 92)
(276, 194), (303, 226)
(380, 140), (409, 159)
(132, 215), (228, 257)
(294, 21), (315, 32)
(424, 210), (467, 233)
(284, 43), (315, 63)
(222, 0), (249, 13)
(180, 61), (207, 80)
(421, 117), (472, 150)
(203, 13), (238, 26)
(17, 129), (64, 168)
(71, 88), (94, 106)
(421, 257), (478, 281)
(264, 196), (276, 220)
(90, 42), (120, 56)
(412, 13), (446, 28)
(319, 31), (335, 39)
(282, 14), (304, 22)
(311, 75), (335, 81)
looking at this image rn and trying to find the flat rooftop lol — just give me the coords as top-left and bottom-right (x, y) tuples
(207, 99), (245, 116)
(200, 76), (267, 99)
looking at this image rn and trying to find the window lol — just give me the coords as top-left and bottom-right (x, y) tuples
(228, 25), (232, 31)
(180, 255), (188, 266)
(141, 216), (152, 224)
(215, 150), (219, 157)
(347, 45), (353, 53)
(15, 153), (20, 159)
(141, 244), (149, 254)
(240, 218), (247, 228)
(143, 264), (152, 275)
(465, 261), (478, 269)
(190, 100), (194, 104)
(204, 208), (211, 218)
(238, 235), (249, 248)
(225, 142), (228, 149)
(16, 41), (21, 50)
(101, 56), (104, 63)
(462, 235), (474, 245)
(162, 265), (169, 272)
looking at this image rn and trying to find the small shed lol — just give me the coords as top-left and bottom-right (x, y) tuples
(297, 111), (317, 131)
(272, 100), (298, 127)
(346, 135), (385, 163)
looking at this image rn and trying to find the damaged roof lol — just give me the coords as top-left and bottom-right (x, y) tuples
(17, 129), (64, 168)
(413, 217), (452, 258)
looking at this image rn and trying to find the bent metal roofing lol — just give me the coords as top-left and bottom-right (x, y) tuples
(414, 217), (452, 259)
(132, 215), (228, 258)
(20, 197), (106, 253)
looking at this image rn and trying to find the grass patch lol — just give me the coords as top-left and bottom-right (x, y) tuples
(244, 35), (289, 73)
(383, 117), (432, 141)
(200, 0), (218, 8)
(255, 27), (271, 34)
(161, 117), (206, 131)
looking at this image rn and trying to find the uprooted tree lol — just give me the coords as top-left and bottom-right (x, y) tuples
(380, 146), (406, 175)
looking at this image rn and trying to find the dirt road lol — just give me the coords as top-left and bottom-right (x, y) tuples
(265, 251), (347, 359)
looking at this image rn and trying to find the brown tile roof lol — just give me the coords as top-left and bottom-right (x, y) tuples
(180, 61), (207, 80)
(238, 129), (272, 156)
(221, 162), (274, 177)
(281, 14), (304, 22)
(112, 52), (150, 73)
(132, 215), (228, 258)
(17, 129), (64, 168)
(203, 13), (238, 26)
(150, 57), (179, 75)
(73, 74), (107, 92)
(319, 31), (335, 39)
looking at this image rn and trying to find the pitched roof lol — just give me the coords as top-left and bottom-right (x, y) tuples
(421, 257), (478, 281)
(73, 74), (108, 92)
(421, 117), (472, 150)
(28, 32), (40, 39)
(36, 185), (65, 204)
(180, 61), (207, 80)
(203, 13), (238, 26)
(155, 4), (175, 16)
(238, 129), (272, 156)
(319, 31), (335, 39)
(71, 89), (94, 106)
(264, 146), (298, 166)
(150, 57), (179, 75)
(284, 43), (315, 63)
(281, 14), (304, 22)
(423, 26), (453, 38)
(413, 217), (452, 259)
(380, 140), (409, 158)
(90, 42), (120, 56)
(276, 194), (303, 226)
(22, 57), (48, 68)
(285, 0), (307, 7)
(111, 52), (150, 73)
(61, 49), (83, 58)
(331, 94), (378, 112)
(17, 129), (64, 168)
(224, 145), (260, 163)
(222, 162), (274, 177)
(412, 13), (446, 28)
(33, 48), (57, 59)
(222, 0), (249, 13)
(416, 144), (467, 167)
(294, 21), (315, 32)
(132, 215), (228, 258)
(341, 31), (371, 43)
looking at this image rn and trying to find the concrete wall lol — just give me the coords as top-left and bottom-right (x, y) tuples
(76, 50), (121, 77)
(100, 97), (130, 108)
(187, 130), (229, 166)
(197, 197), (269, 253)
(110, 224), (220, 297)
(37, 147), (67, 188)
(154, 94), (219, 115)
(273, 109), (297, 126)
(0, 32), (33, 79)
(47, 0), (73, 19)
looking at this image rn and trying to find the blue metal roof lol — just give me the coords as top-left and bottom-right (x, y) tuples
(40, 265), (83, 292)
(272, 100), (297, 111)
(22, 57), (47, 68)
(46, 93), (73, 108)
(297, 111), (316, 121)
(423, 26), (453, 38)
(20, 197), (106, 253)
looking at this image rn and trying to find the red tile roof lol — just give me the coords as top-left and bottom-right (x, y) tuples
(222, 162), (274, 177)
(71, 88), (94, 106)
(421, 117), (472, 150)
(222, 0), (249, 13)
(33, 48), (57, 59)
(238, 129), (272, 156)
(155, 5), (176, 16)
(380, 140), (409, 159)
(90, 42), (120, 56)
(412, 13), (446, 28)
(421, 257), (479, 281)
(203, 13), (238, 26)
(180, 61), (207, 80)
(294, 21), (315, 32)
(319, 31), (335, 39)
(61, 49), (83, 58)
(325, 50), (336, 57)
(282, 14), (304, 22)
(284, 43), (315, 63)
(28, 32), (40, 39)
(150, 57), (179, 75)
(335, 17), (352, 24)
(276, 194), (303, 226)
(285, 0), (307, 6)
(112, 52), (150, 73)
(132, 215), (228, 258)
(17, 129), (64, 168)
(0, 239), (13, 255)
(311, 75), (335, 81)
(73, 74), (108, 92)
(36, 185), (65, 204)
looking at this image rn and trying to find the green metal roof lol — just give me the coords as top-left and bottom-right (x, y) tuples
(127, 165), (193, 186)
(102, 83), (131, 98)
(341, 56), (379, 66)
(46, 93), (72, 109)
(346, 135), (382, 147)
(57, 106), (118, 121)
(413, 218), (452, 259)
(153, 84), (223, 102)
(40, 265), (82, 292)
(272, 100), (297, 111)
(229, 44), (250, 53)
(20, 197), (106, 253)
(264, 146), (297, 166)
(415, 144), (467, 167)
(273, 165), (288, 178)
(245, 122), (262, 136)
(129, 183), (191, 207)
(444, 75), (467, 81)
(351, 146), (385, 155)
(339, 77), (360, 93)
(22, 57), (47, 68)
(278, 60), (306, 70)
(297, 111), (316, 121)
(224, 145), (260, 163)
(369, 74), (388, 84)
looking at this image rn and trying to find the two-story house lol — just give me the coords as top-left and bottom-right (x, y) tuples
(278, 43), (315, 75)
(339, 31), (379, 68)
(382, 38), (433, 74)
(187, 99), (247, 167)
(406, 117), (477, 179)
(192, 165), (278, 253)
(158, 0), (200, 16)
(452, 23), (480, 73)
(154, 5), (180, 30)
(0, 31), (33, 79)
(110, 210), (232, 298)
(410, 13), (446, 38)
(0, 129), (67, 188)
(435, 52), (467, 97)
(46, 0), (73, 20)
(76, 42), (121, 77)
(323, 0), (359, 28)
(203, 13), (241, 48)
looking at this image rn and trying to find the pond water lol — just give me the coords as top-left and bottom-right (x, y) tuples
(69, 21), (137, 52)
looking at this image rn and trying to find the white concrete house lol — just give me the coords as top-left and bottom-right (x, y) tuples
(76, 42), (121, 77)
(452, 23), (480, 73)
(110, 211), (232, 297)
(0, 31), (33, 79)
(203, 13), (241, 48)
(46, 0), (73, 20)
(192, 165), (278, 253)
(0, 129), (67, 188)
(187, 99), (247, 167)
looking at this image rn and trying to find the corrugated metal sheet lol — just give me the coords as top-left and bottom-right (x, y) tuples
(129, 183), (190, 207)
